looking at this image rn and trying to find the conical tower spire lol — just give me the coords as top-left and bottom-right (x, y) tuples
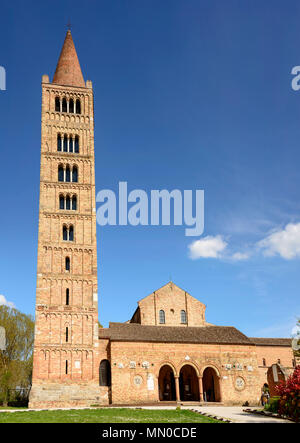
(52, 30), (85, 87)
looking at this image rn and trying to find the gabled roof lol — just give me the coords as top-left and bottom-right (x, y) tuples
(99, 322), (254, 346)
(249, 337), (292, 347)
(52, 30), (85, 87)
(137, 281), (200, 304)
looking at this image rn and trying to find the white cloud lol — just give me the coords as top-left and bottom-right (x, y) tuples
(188, 235), (227, 259)
(0, 295), (15, 308)
(258, 222), (300, 259)
(230, 252), (250, 261)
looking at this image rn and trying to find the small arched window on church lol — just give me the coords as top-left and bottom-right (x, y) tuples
(76, 99), (81, 114)
(65, 326), (69, 342)
(75, 135), (79, 153)
(99, 359), (111, 387)
(58, 165), (64, 182)
(65, 257), (70, 272)
(62, 97), (67, 113)
(59, 194), (65, 210)
(69, 136), (74, 153)
(72, 166), (78, 183)
(72, 195), (77, 211)
(263, 358), (266, 367)
(65, 165), (71, 182)
(66, 288), (70, 306)
(57, 134), (62, 152)
(180, 310), (187, 324)
(159, 310), (165, 324)
(55, 97), (60, 112)
(65, 360), (68, 374)
(69, 98), (74, 113)
(63, 134), (68, 152)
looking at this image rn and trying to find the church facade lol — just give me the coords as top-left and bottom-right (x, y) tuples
(29, 31), (294, 408)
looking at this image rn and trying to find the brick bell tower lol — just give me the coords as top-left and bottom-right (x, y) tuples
(29, 30), (103, 408)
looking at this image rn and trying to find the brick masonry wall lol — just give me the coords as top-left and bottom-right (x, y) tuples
(29, 78), (102, 408)
(137, 283), (208, 327)
(109, 341), (262, 405)
(254, 345), (294, 390)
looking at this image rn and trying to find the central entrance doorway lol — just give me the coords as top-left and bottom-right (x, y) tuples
(158, 365), (176, 401)
(179, 364), (199, 401)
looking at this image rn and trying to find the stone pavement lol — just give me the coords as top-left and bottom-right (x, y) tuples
(182, 406), (292, 423)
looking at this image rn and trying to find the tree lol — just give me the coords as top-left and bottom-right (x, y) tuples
(294, 319), (300, 360)
(0, 306), (34, 406)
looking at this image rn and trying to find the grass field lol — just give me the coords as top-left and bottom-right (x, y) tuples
(0, 407), (223, 423)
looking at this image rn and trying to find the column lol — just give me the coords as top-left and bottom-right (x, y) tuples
(175, 376), (180, 402)
(198, 376), (203, 402)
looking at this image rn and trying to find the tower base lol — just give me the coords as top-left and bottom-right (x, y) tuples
(29, 381), (110, 409)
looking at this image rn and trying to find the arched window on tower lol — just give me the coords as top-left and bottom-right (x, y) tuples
(69, 136), (74, 153)
(66, 288), (70, 306)
(65, 165), (71, 182)
(65, 257), (70, 271)
(66, 196), (71, 210)
(58, 165), (64, 182)
(75, 135), (79, 153)
(63, 225), (68, 241)
(59, 195), (65, 210)
(62, 97), (67, 113)
(65, 326), (69, 342)
(57, 134), (62, 152)
(69, 225), (74, 242)
(72, 166), (78, 183)
(69, 99), (74, 113)
(159, 310), (165, 324)
(63, 134), (68, 152)
(76, 99), (81, 114)
(99, 360), (111, 386)
(180, 310), (187, 324)
(72, 195), (77, 211)
(55, 97), (60, 112)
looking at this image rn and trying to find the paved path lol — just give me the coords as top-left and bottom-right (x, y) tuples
(182, 406), (291, 423)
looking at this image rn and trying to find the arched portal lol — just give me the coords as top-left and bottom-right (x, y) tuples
(202, 367), (221, 402)
(158, 365), (176, 401)
(179, 365), (199, 401)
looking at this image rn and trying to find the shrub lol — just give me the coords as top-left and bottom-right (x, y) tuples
(264, 396), (279, 413)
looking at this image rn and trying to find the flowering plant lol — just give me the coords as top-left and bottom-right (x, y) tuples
(276, 365), (300, 422)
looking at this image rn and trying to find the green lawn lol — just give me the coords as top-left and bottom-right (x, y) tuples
(0, 407), (223, 423)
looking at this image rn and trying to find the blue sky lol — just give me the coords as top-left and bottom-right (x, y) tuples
(0, 0), (300, 337)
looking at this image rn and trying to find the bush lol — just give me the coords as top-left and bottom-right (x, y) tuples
(276, 365), (300, 422)
(264, 396), (279, 413)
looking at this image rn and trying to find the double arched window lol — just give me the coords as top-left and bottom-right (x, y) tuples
(99, 360), (111, 387)
(180, 310), (187, 324)
(57, 134), (79, 154)
(59, 194), (77, 211)
(159, 310), (165, 324)
(55, 96), (81, 114)
(62, 225), (74, 242)
(58, 165), (78, 183)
